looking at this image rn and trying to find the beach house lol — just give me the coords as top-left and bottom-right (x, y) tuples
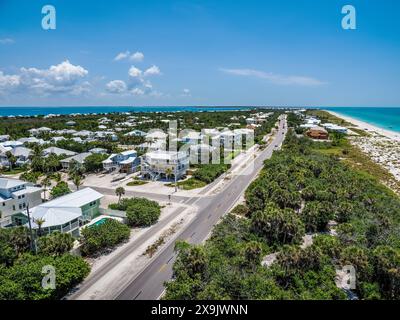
(102, 150), (140, 173)
(60, 152), (92, 170)
(15, 188), (103, 237)
(141, 150), (189, 181)
(0, 178), (42, 228)
(306, 126), (329, 140)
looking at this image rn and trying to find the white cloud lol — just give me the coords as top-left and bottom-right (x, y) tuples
(114, 51), (130, 61)
(106, 80), (127, 94)
(144, 65), (161, 77)
(220, 68), (325, 86)
(130, 52), (144, 62)
(0, 38), (14, 45)
(128, 66), (143, 78)
(0, 60), (90, 96)
(106, 61), (162, 97)
(114, 51), (145, 62)
(131, 88), (145, 96)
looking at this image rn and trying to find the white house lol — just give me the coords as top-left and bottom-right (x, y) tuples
(0, 135), (10, 142)
(18, 137), (45, 145)
(89, 148), (108, 154)
(22, 188), (103, 237)
(0, 178), (42, 228)
(102, 150), (139, 173)
(43, 147), (77, 157)
(141, 150), (189, 181)
(146, 130), (168, 142)
(28, 127), (52, 136)
(322, 123), (349, 134)
(125, 129), (147, 137)
(60, 152), (92, 170)
(10, 147), (33, 166)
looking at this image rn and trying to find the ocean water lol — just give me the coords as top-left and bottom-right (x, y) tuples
(325, 107), (400, 133)
(0, 106), (254, 117)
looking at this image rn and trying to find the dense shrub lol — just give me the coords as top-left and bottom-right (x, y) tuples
(0, 253), (89, 300)
(37, 232), (75, 256)
(193, 164), (228, 184)
(80, 219), (130, 256)
(109, 197), (161, 227)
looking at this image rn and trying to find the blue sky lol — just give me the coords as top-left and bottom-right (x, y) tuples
(0, 0), (399, 107)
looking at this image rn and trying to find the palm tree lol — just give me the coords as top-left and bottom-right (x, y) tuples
(35, 218), (46, 237)
(5, 151), (17, 171)
(42, 176), (52, 201)
(72, 174), (83, 191)
(165, 167), (173, 181)
(115, 187), (125, 204)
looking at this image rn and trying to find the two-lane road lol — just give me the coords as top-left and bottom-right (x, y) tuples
(115, 116), (287, 300)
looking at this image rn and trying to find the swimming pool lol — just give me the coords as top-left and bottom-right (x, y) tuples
(92, 217), (110, 227)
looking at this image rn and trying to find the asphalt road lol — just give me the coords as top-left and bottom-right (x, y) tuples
(115, 116), (288, 300)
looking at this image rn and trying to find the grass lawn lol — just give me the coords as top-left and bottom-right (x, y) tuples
(1, 168), (25, 175)
(171, 178), (207, 190)
(126, 180), (148, 186)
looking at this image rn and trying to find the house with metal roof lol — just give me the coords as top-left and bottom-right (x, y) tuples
(43, 147), (77, 157)
(16, 187), (103, 237)
(60, 152), (92, 170)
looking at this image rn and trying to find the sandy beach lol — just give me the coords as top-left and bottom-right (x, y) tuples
(325, 109), (400, 185)
(326, 110), (400, 142)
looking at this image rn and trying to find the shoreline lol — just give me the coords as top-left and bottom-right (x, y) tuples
(325, 110), (400, 142)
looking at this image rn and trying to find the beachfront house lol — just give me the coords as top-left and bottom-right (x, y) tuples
(0, 178), (42, 228)
(322, 123), (348, 134)
(60, 152), (92, 170)
(306, 126), (329, 140)
(15, 188), (103, 237)
(141, 150), (189, 181)
(102, 150), (140, 173)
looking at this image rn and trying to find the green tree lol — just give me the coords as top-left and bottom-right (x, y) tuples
(71, 174), (83, 191)
(5, 151), (17, 170)
(84, 153), (108, 173)
(37, 232), (74, 256)
(115, 187), (125, 204)
(251, 203), (304, 246)
(41, 176), (52, 201)
(50, 181), (71, 199)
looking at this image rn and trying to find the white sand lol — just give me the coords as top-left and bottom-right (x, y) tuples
(325, 110), (400, 190)
(326, 110), (400, 142)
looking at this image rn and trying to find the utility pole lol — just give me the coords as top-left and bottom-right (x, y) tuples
(26, 204), (37, 253)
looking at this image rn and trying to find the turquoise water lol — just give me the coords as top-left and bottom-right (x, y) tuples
(93, 218), (110, 227)
(325, 107), (400, 133)
(0, 106), (254, 117)
(1, 106), (399, 133)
